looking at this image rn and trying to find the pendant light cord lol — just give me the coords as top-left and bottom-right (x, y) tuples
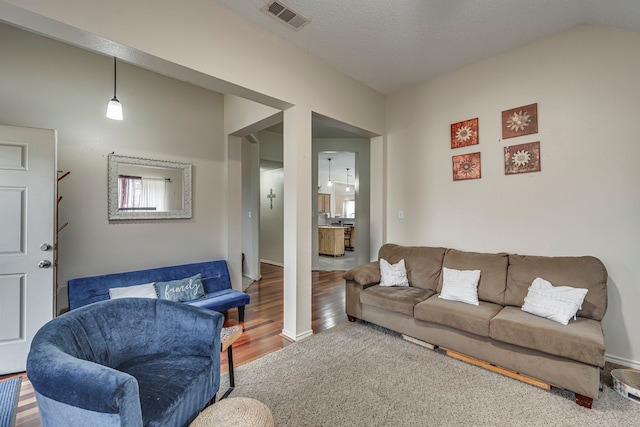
(113, 57), (117, 99)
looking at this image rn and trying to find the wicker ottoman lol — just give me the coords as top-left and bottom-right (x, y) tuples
(190, 397), (274, 427)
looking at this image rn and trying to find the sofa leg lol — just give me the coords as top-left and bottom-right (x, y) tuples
(575, 393), (593, 409)
(347, 315), (356, 322)
(238, 306), (245, 322)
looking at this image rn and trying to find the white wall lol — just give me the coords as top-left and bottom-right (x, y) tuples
(0, 23), (225, 312)
(386, 25), (640, 367)
(241, 137), (260, 280)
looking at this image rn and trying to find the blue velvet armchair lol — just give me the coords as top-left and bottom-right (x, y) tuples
(27, 298), (224, 427)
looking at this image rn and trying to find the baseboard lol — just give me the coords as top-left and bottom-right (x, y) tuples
(260, 259), (284, 268)
(281, 328), (313, 342)
(606, 354), (640, 370)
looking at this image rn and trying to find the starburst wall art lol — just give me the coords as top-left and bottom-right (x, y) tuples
(502, 103), (538, 139)
(504, 141), (541, 175)
(452, 152), (481, 181)
(450, 118), (479, 149)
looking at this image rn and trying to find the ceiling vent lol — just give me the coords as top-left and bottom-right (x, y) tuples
(261, 1), (310, 31)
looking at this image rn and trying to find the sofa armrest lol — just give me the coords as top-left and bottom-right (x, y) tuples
(28, 347), (143, 422)
(343, 261), (380, 288)
(153, 301), (224, 358)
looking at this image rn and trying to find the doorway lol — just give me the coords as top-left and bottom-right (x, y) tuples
(317, 151), (357, 271)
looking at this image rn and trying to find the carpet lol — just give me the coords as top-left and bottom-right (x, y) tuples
(217, 321), (640, 426)
(0, 377), (21, 427)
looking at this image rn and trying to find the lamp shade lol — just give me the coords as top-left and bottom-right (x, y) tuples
(106, 97), (123, 120)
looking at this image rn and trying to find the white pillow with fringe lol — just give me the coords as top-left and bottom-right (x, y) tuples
(521, 277), (588, 325)
(379, 258), (410, 287)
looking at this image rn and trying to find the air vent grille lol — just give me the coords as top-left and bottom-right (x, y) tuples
(261, 1), (310, 31)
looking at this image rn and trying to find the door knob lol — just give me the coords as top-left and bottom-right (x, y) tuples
(38, 260), (52, 269)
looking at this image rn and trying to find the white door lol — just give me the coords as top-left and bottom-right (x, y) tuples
(0, 125), (56, 374)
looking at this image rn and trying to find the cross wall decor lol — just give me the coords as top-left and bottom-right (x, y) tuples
(267, 188), (276, 210)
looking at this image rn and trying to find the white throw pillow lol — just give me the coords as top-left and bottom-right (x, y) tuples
(109, 283), (158, 299)
(521, 277), (588, 325)
(438, 267), (481, 306)
(379, 258), (410, 287)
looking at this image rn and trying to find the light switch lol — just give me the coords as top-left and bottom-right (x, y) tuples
(398, 210), (404, 219)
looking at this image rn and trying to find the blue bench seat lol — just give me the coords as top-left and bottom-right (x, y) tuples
(68, 260), (249, 320)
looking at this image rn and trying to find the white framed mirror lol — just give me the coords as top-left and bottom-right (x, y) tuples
(108, 154), (192, 220)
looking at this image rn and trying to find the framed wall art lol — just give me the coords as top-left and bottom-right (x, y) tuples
(452, 152), (481, 181)
(502, 103), (538, 139)
(451, 118), (479, 149)
(504, 141), (541, 175)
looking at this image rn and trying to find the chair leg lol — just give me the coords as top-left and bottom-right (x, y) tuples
(238, 306), (245, 322)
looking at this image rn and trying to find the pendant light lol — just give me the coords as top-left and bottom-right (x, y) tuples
(106, 57), (123, 120)
(327, 158), (332, 187)
(345, 168), (351, 191)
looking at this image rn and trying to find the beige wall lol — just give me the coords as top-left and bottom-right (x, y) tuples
(0, 0), (385, 136)
(260, 168), (285, 266)
(0, 23), (225, 312)
(386, 25), (640, 367)
(1, 0), (385, 340)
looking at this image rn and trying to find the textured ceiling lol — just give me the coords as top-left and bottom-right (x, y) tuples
(213, 0), (640, 94)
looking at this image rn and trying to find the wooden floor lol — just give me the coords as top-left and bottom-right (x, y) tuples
(3, 263), (347, 427)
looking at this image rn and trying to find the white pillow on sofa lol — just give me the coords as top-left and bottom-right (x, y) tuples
(109, 283), (158, 300)
(438, 267), (481, 306)
(379, 258), (410, 287)
(521, 277), (588, 325)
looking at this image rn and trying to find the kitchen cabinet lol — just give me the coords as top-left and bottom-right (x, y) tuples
(318, 226), (345, 257)
(318, 193), (331, 213)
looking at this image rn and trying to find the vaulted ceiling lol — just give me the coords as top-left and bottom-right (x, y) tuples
(213, 0), (640, 95)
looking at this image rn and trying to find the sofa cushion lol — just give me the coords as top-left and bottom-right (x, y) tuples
(360, 285), (435, 316)
(490, 306), (605, 366)
(343, 261), (380, 287)
(117, 354), (215, 426)
(378, 244), (446, 291)
(506, 254), (608, 320)
(414, 296), (503, 337)
(186, 289), (250, 312)
(439, 249), (508, 305)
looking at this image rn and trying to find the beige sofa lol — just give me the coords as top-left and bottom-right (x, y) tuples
(344, 244), (608, 408)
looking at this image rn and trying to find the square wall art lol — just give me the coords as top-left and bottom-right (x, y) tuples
(502, 103), (538, 139)
(504, 141), (541, 175)
(451, 118), (479, 149)
(452, 152), (481, 181)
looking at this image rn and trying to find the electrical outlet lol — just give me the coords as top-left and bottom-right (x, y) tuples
(398, 210), (404, 219)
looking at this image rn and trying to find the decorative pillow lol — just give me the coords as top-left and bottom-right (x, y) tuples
(154, 273), (206, 302)
(438, 267), (481, 306)
(379, 258), (409, 287)
(521, 277), (588, 325)
(109, 283), (158, 300)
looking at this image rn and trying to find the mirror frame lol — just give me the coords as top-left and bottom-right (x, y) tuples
(108, 154), (193, 220)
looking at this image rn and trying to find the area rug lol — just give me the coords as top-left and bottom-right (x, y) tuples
(0, 377), (22, 427)
(217, 321), (640, 426)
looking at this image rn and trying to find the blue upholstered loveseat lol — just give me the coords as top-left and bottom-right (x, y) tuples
(27, 298), (224, 427)
(67, 260), (249, 321)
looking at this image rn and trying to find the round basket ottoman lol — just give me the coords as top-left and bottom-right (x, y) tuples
(190, 397), (274, 427)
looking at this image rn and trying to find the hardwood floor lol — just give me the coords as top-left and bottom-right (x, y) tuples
(5, 263), (347, 427)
